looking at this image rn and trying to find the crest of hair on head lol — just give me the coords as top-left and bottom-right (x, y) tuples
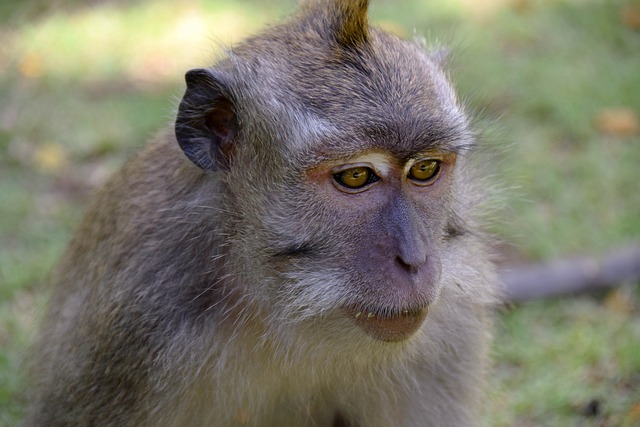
(301, 0), (370, 48)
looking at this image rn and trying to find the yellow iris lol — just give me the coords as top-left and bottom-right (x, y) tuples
(408, 159), (440, 183)
(335, 166), (372, 189)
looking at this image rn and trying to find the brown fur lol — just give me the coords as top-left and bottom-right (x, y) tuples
(24, 1), (498, 426)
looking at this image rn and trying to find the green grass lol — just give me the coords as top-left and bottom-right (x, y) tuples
(491, 292), (640, 426)
(1, 0), (639, 425)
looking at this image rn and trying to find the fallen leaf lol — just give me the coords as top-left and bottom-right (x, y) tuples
(604, 288), (634, 314)
(624, 401), (640, 425)
(512, 0), (534, 15)
(20, 53), (44, 78)
(33, 143), (68, 173)
(621, 4), (640, 30)
(594, 108), (639, 137)
(233, 409), (250, 423)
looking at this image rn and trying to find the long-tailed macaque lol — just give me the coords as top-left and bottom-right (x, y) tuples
(24, 1), (498, 426)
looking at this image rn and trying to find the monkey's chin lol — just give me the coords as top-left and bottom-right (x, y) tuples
(343, 306), (429, 342)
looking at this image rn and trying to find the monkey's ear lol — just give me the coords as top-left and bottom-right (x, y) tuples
(332, 0), (370, 48)
(175, 68), (238, 171)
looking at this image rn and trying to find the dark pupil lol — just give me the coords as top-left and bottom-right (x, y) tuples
(337, 167), (371, 188)
(411, 160), (439, 181)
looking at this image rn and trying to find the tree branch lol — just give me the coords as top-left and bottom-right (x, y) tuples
(499, 244), (640, 303)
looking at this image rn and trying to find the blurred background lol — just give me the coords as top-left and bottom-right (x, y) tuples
(0, 0), (638, 425)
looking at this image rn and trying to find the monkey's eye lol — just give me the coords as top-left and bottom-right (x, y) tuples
(333, 166), (379, 191)
(408, 159), (441, 184)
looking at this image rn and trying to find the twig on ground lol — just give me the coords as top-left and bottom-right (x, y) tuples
(499, 244), (640, 302)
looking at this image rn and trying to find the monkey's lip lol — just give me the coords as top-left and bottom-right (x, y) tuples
(343, 305), (429, 342)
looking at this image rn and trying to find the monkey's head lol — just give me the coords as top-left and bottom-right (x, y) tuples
(175, 0), (480, 345)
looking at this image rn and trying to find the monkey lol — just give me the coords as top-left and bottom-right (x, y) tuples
(23, 0), (498, 426)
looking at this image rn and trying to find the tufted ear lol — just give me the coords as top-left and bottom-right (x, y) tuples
(301, 0), (370, 49)
(175, 68), (238, 171)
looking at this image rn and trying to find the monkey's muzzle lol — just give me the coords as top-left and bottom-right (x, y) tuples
(344, 305), (429, 342)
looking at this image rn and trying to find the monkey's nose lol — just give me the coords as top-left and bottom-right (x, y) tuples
(394, 256), (420, 275)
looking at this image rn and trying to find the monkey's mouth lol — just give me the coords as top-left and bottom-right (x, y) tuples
(343, 305), (428, 342)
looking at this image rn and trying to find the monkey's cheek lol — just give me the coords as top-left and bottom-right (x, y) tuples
(344, 306), (429, 342)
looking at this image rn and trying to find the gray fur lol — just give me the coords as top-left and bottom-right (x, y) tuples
(24, 1), (498, 426)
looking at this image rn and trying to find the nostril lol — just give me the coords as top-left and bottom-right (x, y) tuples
(395, 256), (419, 275)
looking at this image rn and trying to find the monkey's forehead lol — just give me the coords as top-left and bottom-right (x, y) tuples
(209, 16), (473, 165)
(232, 30), (455, 107)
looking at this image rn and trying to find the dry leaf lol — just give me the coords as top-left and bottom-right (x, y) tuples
(512, 0), (534, 15)
(621, 4), (640, 30)
(33, 143), (68, 173)
(624, 401), (640, 425)
(20, 53), (44, 78)
(604, 288), (634, 314)
(594, 108), (639, 137)
(233, 409), (250, 423)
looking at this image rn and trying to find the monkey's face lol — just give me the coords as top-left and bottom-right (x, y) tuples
(175, 27), (473, 344)
(296, 149), (457, 342)
(228, 79), (467, 345)
(236, 110), (467, 344)
(238, 43), (471, 343)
